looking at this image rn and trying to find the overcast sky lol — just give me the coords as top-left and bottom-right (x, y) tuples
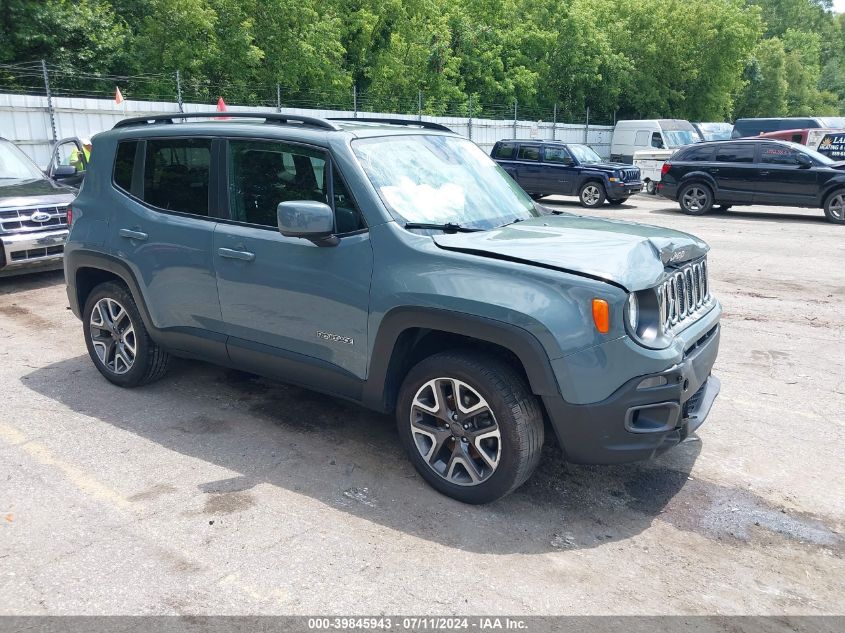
(835, 0), (845, 14)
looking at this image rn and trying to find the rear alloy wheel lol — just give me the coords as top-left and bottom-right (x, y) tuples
(824, 189), (845, 224)
(646, 180), (656, 195)
(678, 183), (713, 215)
(579, 182), (606, 208)
(83, 282), (170, 387)
(397, 351), (544, 504)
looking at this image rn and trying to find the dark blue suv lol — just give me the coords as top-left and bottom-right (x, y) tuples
(491, 140), (642, 207)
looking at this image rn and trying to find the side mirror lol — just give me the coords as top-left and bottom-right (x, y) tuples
(795, 153), (813, 168)
(277, 200), (338, 246)
(52, 165), (78, 179)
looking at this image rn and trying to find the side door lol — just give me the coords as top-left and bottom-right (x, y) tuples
(753, 143), (819, 206)
(540, 145), (576, 194)
(514, 144), (543, 194)
(108, 137), (226, 359)
(213, 138), (373, 385)
(707, 143), (756, 203)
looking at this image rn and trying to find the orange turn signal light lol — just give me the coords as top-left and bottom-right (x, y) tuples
(592, 299), (610, 333)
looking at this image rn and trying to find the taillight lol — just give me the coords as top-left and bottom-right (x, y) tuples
(661, 162), (671, 176)
(66, 205), (73, 226)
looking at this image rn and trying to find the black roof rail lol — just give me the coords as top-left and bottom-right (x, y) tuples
(328, 117), (453, 132)
(113, 112), (342, 131)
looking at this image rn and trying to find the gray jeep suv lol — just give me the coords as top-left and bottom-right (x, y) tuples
(65, 113), (721, 503)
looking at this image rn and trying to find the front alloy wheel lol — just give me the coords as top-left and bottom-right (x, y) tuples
(89, 297), (136, 374)
(824, 190), (845, 224)
(579, 182), (606, 208)
(410, 377), (501, 485)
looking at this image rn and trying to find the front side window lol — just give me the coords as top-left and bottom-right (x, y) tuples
(761, 145), (800, 165)
(715, 144), (755, 163)
(351, 134), (538, 230)
(143, 139), (211, 215)
(228, 139), (364, 232)
(543, 147), (572, 164)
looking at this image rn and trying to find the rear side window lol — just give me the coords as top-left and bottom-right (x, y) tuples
(113, 141), (137, 191)
(715, 144), (755, 163)
(635, 130), (650, 146)
(493, 143), (516, 159)
(517, 145), (540, 161)
(143, 139), (211, 216)
(678, 146), (713, 162)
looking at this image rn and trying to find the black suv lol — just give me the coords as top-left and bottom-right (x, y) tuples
(659, 139), (845, 223)
(491, 140), (642, 208)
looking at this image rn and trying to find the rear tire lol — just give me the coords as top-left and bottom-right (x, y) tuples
(579, 182), (606, 208)
(678, 183), (714, 215)
(645, 180), (656, 195)
(396, 350), (544, 504)
(823, 189), (845, 224)
(82, 282), (170, 387)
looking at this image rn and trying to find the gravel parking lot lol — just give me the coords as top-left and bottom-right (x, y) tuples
(1, 194), (843, 616)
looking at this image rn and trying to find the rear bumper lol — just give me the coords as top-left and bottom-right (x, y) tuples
(0, 229), (68, 274)
(657, 181), (678, 201)
(544, 324), (720, 464)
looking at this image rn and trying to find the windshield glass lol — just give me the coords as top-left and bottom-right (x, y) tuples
(787, 140), (836, 165)
(0, 140), (44, 181)
(351, 135), (539, 229)
(819, 117), (845, 129)
(662, 129), (702, 147)
(696, 123), (733, 141)
(568, 144), (602, 163)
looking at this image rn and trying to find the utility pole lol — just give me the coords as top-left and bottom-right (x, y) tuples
(418, 90), (423, 121)
(584, 106), (590, 143)
(276, 84), (281, 113)
(41, 60), (57, 143)
(513, 98), (518, 139)
(552, 103), (558, 141)
(353, 83), (358, 118)
(175, 70), (184, 113)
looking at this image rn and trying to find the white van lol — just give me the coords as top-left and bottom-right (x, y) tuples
(610, 119), (702, 163)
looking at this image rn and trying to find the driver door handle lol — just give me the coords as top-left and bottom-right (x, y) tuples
(217, 247), (255, 262)
(118, 229), (148, 241)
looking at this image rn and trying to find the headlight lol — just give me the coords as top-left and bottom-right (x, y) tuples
(626, 293), (639, 331)
(615, 170), (624, 180)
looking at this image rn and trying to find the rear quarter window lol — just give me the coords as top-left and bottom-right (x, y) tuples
(677, 146), (714, 162)
(113, 140), (138, 191)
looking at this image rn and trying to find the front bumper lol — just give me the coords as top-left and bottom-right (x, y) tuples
(544, 324), (720, 464)
(609, 180), (643, 197)
(0, 229), (68, 274)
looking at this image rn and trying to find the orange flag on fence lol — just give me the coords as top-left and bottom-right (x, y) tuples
(115, 87), (123, 104)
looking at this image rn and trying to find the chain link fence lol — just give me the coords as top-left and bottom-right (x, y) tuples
(0, 61), (614, 166)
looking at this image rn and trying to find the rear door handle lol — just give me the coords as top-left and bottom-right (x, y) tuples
(217, 247), (255, 262)
(118, 229), (148, 241)
(759, 170), (770, 176)
(708, 168), (720, 173)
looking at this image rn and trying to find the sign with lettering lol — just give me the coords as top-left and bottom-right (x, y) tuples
(818, 133), (845, 160)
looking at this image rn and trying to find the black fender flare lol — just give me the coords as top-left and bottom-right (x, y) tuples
(679, 171), (718, 194)
(362, 306), (561, 412)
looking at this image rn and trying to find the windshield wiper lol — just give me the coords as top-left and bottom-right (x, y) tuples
(498, 217), (525, 228)
(403, 222), (482, 233)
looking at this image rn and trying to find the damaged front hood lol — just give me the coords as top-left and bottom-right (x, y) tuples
(433, 215), (709, 291)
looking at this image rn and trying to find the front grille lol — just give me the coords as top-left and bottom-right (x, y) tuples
(10, 245), (64, 261)
(657, 258), (710, 331)
(621, 168), (640, 181)
(0, 205), (68, 233)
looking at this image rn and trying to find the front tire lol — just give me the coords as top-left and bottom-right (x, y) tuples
(678, 183), (714, 215)
(579, 182), (606, 208)
(824, 189), (845, 224)
(396, 351), (544, 504)
(82, 282), (170, 387)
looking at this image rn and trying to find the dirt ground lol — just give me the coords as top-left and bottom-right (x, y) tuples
(1, 194), (843, 615)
